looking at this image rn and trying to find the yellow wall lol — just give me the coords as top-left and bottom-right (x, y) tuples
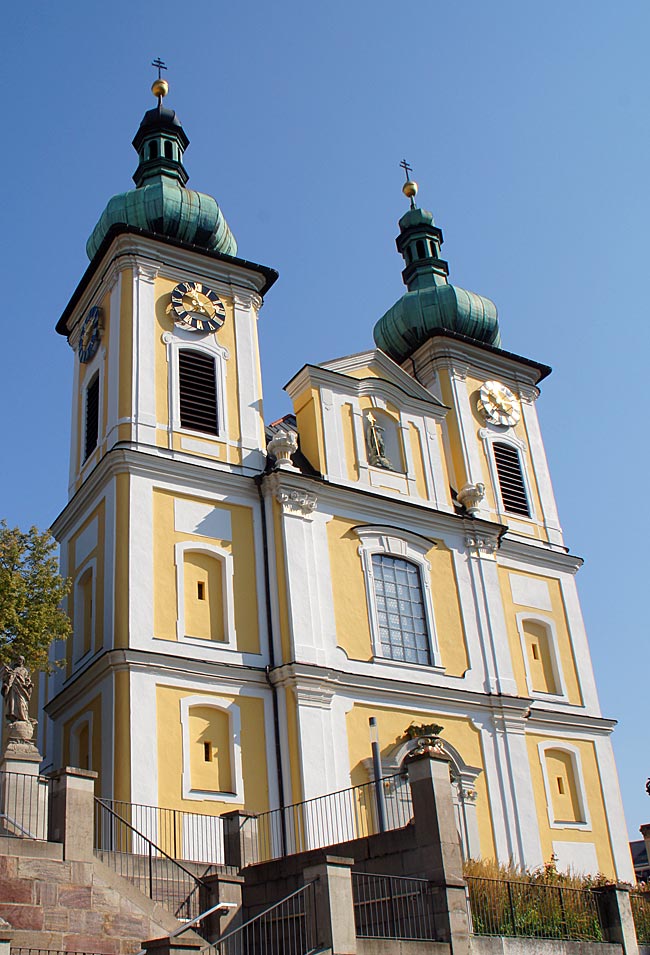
(152, 489), (259, 652)
(114, 670), (131, 801)
(499, 569), (583, 705)
(184, 552), (225, 642)
(114, 473), (130, 649)
(293, 388), (325, 474)
(523, 620), (558, 695)
(327, 517), (469, 675)
(345, 703), (495, 860)
(526, 734), (615, 877)
(409, 423), (428, 498)
(156, 685), (270, 813)
(273, 499), (292, 663)
(188, 705), (233, 792)
(341, 402), (359, 481)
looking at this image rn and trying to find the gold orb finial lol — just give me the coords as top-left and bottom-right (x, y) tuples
(152, 78), (169, 99)
(402, 179), (418, 200)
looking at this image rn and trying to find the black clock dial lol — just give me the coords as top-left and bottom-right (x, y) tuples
(78, 306), (102, 363)
(171, 281), (226, 333)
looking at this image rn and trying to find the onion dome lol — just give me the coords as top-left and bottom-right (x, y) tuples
(373, 175), (500, 363)
(86, 78), (236, 260)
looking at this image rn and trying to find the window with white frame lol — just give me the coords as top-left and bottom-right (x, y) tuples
(354, 526), (441, 667)
(180, 695), (244, 802)
(539, 742), (591, 829)
(517, 614), (566, 698)
(84, 373), (100, 461)
(163, 330), (229, 441)
(492, 441), (530, 517)
(174, 541), (237, 647)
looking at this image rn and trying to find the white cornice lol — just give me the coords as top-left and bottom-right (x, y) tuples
(285, 361), (448, 421)
(498, 536), (583, 574)
(412, 337), (547, 396)
(60, 232), (270, 338)
(51, 445), (261, 539)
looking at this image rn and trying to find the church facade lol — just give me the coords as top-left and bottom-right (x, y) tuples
(41, 80), (632, 881)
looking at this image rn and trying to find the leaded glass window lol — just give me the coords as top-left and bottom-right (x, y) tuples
(372, 555), (431, 665)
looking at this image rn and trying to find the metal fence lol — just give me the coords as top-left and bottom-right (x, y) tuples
(205, 882), (318, 955)
(94, 798), (204, 921)
(241, 774), (412, 866)
(631, 890), (650, 944)
(466, 876), (603, 941)
(0, 771), (49, 840)
(97, 798), (225, 864)
(352, 871), (438, 940)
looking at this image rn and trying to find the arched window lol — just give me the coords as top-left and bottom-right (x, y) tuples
(492, 441), (530, 516)
(174, 542), (237, 647)
(519, 617), (563, 696)
(178, 348), (219, 435)
(164, 140), (173, 159)
(416, 239), (426, 259)
(84, 373), (100, 461)
(148, 141), (158, 160)
(539, 743), (590, 828)
(372, 555), (431, 665)
(180, 695), (244, 804)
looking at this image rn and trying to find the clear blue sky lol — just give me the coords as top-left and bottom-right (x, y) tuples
(1, 1), (648, 843)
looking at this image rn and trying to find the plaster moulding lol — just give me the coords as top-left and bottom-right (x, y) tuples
(266, 473), (318, 517)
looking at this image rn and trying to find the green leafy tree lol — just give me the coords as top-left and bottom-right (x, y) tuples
(0, 521), (71, 673)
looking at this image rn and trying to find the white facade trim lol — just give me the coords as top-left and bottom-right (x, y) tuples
(180, 694), (243, 803)
(72, 557), (97, 664)
(174, 540), (237, 648)
(537, 740), (592, 830)
(69, 710), (94, 770)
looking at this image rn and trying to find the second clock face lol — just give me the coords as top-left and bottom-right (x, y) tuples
(477, 380), (521, 428)
(171, 281), (226, 333)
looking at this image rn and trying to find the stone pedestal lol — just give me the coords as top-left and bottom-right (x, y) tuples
(407, 743), (471, 955)
(597, 884), (639, 955)
(302, 855), (357, 955)
(0, 722), (47, 840)
(222, 810), (259, 869)
(48, 766), (98, 860)
(199, 870), (244, 942)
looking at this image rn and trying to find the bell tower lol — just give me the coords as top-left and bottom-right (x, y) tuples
(43, 76), (280, 819)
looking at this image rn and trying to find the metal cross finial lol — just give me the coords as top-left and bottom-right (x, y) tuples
(152, 58), (167, 79)
(400, 159), (413, 182)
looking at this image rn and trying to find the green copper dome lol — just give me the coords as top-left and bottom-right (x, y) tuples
(86, 99), (236, 260)
(373, 202), (500, 363)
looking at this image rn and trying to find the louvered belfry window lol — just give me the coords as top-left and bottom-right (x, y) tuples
(84, 375), (100, 461)
(178, 349), (219, 435)
(493, 442), (530, 517)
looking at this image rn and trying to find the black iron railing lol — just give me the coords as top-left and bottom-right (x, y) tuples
(98, 798), (225, 864)
(206, 881), (318, 955)
(466, 876), (603, 941)
(241, 774), (412, 866)
(94, 797), (204, 921)
(352, 871), (438, 940)
(0, 771), (49, 840)
(631, 890), (650, 944)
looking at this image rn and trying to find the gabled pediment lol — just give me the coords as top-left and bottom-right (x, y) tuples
(319, 349), (446, 408)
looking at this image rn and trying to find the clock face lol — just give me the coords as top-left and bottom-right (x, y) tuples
(477, 380), (521, 427)
(171, 281), (226, 333)
(78, 306), (102, 363)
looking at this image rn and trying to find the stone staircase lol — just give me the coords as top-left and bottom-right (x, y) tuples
(0, 836), (192, 954)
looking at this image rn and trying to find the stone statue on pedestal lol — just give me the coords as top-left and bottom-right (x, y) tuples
(1, 657), (38, 755)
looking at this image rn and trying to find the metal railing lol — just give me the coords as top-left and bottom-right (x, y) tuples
(352, 872), (438, 940)
(466, 876), (603, 941)
(204, 881), (319, 955)
(98, 798), (225, 864)
(94, 797), (204, 921)
(631, 890), (650, 944)
(242, 774), (412, 866)
(0, 771), (49, 841)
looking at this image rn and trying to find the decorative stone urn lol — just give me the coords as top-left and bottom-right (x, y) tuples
(267, 429), (298, 469)
(404, 735), (447, 762)
(457, 481), (485, 516)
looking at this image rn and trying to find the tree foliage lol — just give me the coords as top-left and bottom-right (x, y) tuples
(0, 521), (71, 673)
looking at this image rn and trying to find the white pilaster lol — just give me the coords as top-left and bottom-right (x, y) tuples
(105, 271), (122, 451)
(232, 292), (265, 471)
(519, 386), (564, 546)
(593, 735), (634, 882)
(492, 712), (544, 868)
(132, 262), (160, 446)
(129, 474), (154, 648)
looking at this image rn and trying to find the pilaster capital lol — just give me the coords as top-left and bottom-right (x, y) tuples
(518, 383), (540, 404)
(135, 261), (161, 285)
(232, 290), (263, 312)
(449, 361), (469, 382)
(465, 534), (499, 558)
(267, 474), (318, 518)
(293, 684), (335, 709)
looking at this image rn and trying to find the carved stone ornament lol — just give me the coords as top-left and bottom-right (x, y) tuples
(268, 474), (317, 517)
(267, 429), (298, 469)
(404, 735), (447, 763)
(457, 482), (485, 516)
(465, 535), (499, 558)
(461, 787), (478, 803)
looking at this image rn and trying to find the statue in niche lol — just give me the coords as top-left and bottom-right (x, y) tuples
(1, 656), (33, 724)
(365, 412), (393, 470)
